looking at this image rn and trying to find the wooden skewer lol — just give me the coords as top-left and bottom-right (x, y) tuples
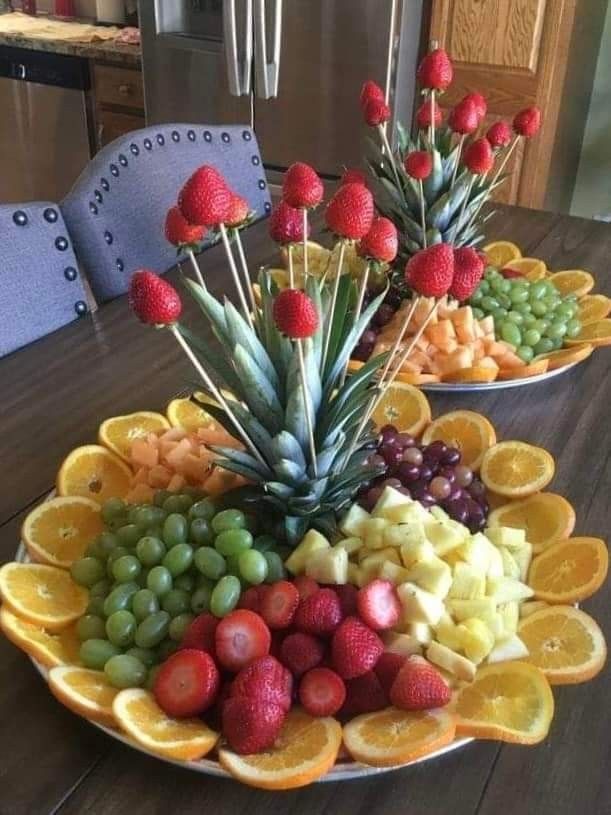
(233, 228), (258, 315)
(463, 135), (519, 236)
(302, 209), (309, 282)
(297, 339), (318, 478)
(430, 89), (436, 148)
(321, 239), (347, 373)
(418, 179), (427, 249)
(378, 295), (419, 384)
(378, 124), (401, 189)
(288, 243), (296, 288)
(218, 223), (255, 331)
(339, 260), (371, 388)
(450, 134), (465, 186)
(187, 249), (205, 288)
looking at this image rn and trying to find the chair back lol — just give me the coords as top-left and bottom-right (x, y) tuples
(62, 124), (271, 302)
(0, 202), (88, 358)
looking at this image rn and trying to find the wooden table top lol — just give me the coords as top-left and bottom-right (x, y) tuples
(1, 205), (609, 815)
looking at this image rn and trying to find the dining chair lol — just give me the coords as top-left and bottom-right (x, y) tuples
(0, 202), (89, 358)
(61, 124), (271, 302)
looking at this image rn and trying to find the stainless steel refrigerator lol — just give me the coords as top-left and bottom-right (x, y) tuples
(139, 0), (424, 183)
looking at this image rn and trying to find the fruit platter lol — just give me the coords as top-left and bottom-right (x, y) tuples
(0, 44), (608, 792)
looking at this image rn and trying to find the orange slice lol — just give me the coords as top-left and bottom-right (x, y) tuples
(483, 241), (522, 268)
(487, 492), (576, 554)
(0, 606), (80, 667)
(518, 605), (607, 685)
(21, 497), (104, 568)
(527, 536), (608, 604)
(218, 709), (342, 789)
(451, 661), (554, 744)
(421, 410), (496, 471)
(548, 270), (594, 299)
(342, 707), (456, 768)
(371, 381), (432, 436)
(98, 411), (170, 461)
(166, 397), (222, 433)
(480, 441), (555, 497)
(0, 562), (88, 631)
(49, 666), (119, 726)
(536, 344), (593, 371)
(112, 688), (218, 761)
(497, 359), (549, 380)
(565, 319), (611, 348)
(578, 294), (611, 324)
(395, 372), (441, 385)
(441, 366), (498, 383)
(57, 445), (133, 505)
(504, 258), (547, 282)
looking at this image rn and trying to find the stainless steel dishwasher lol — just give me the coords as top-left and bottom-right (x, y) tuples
(0, 46), (93, 204)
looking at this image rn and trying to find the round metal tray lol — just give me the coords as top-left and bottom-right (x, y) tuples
(421, 361), (579, 392)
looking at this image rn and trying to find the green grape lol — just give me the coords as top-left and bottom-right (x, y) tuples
(534, 337), (554, 355)
(174, 574), (195, 593)
(136, 536), (166, 567)
(106, 609), (137, 647)
(101, 498), (126, 525)
(506, 311), (524, 325)
(551, 336), (563, 350)
(556, 302), (575, 320)
(76, 614), (106, 641)
(469, 288), (483, 305)
(566, 319), (581, 338)
(70, 557), (106, 588)
(135, 611), (171, 648)
(472, 307), (485, 320)
(194, 547), (226, 580)
(481, 295), (499, 312)
(225, 554), (242, 576)
(161, 588), (191, 617)
(491, 277), (511, 295)
(238, 549), (268, 585)
(94, 531), (120, 558)
(125, 646), (157, 668)
(190, 518), (214, 546)
(112, 554), (142, 584)
(263, 551), (286, 583)
(104, 654), (147, 689)
(522, 314), (538, 328)
(146, 566), (173, 597)
(163, 513), (188, 547)
(529, 281), (546, 300)
(191, 584), (212, 614)
(523, 329), (541, 347)
(274, 545), (292, 562)
(491, 307), (508, 322)
(215, 529), (253, 557)
(211, 509), (246, 534)
(182, 485), (204, 499)
(188, 498), (216, 521)
(531, 300), (548, 317)
(534, 319), (550, 335)
(169, 613), (194, 642)
(547, 322), (567, 340)
(516, 345), (534, 364)
(253, 535), (277, 553)
(163, 494), (193, 514)
(479, 279), (490, 294)
(210, 575), (241, 617)
(163, 543), (194, 577)
(116, 524), (142, 548)
(103, 582), (139, 616)
(80, 638), (120, 670)
(107, 545), (129, 565)
(497, 293), (512, 310)
(145, 664), (161, 690)
(145, 525), (164, 540)
(127, 505), (142, 524)
(132, 589), (160, 622)
(132, 505), (158, 530)
(86, 597), (106, 617)
(500, 322), (522, 347)
(154, 489), (171, 508)
(514, 302), (532, 315)
(157, 639), (179, 661)
(90, 578), (112, 598)
(509, 286), (529, 304)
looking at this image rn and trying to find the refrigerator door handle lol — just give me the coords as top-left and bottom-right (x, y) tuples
(241, 0), (253, 95)
(254, 0), (283, 99)
(223, 0), (241, 96)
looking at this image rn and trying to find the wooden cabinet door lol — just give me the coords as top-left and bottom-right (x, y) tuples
(429, 0), (578, 208)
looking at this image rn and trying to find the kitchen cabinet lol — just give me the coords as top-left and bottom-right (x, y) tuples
(429, 0), (607, 211)
(92, 61), (144, 149)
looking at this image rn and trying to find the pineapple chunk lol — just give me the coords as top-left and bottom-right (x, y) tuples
(486, 544), (505, 578)
(448, 563), (486, 600)
(383, 501), (429, 524)
(519, 600), (549, 619)
(361, 518), (389, 550)
(405, 622), (433, 645)
(498, 602), (519, 639)
(486, 526), (527, 550)
(400, 538), (435, 568)
(500, 548), (521, 579)
(285, 529), (330, 575)
(426, 520), (468, 556)
(512, 543), (533, 582)
(340, 504), (371, 538)
(487, 634), (529, 664)
(457, 618), (495, 664)
(448, 598), (497, 627)
(460, 533), (493, 570)
(358, 546), (400, 565)
(304, 546), (348, 585)
(383, 524), (416, 547)
(335, 536), (363, 556)
(397, 582), (445, 626)
(430, 506), (451, 523)
(406, 557), (452, 598)
(426, 641), (477, 682)
(382, 631), (422, 657)
(378, 561), (412, 585)
(487, 576), (534, 604)
(347, 562), (361, 586)
(372, 486), (411, 518)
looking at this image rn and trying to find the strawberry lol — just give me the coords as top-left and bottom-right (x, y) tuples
(129, 269), (182, 325)
(178, 165), (232, 226)
(332, 584), (359, 618)
(331, 616), (383, 679)
(269, 200), (309, 245)
(389, 655), (451, 711)
(416, 98), (442, 129)
(299, 667), (346, 717)
(341, 168), (368, 187)
(463, 137), (494, 175)
(363, 98), (391, 127)
(404, 150), (433, 180)
(153, 648), (219, 718)
(448, 98), (479, 135)
(164, 205), (205, 247)
(374, 651), (406, 696)
(237, 586), (263, 613)
(341, 670), (387, 717)
(279, 632), (325, 677)
(357, 216), (398, 264)
(283, 162), (324, 209)
(356, 579), (401, 631)
(463, 91), (487, 120)
(214, 609), (271, 672)
(513, 106), (541, 138)
(226, 193), (250, 227)
(292, 575), (319, 600)
(260, 580), (300, 630)
(359, 79), (385, 108)
(325, 182), (374, 240)
(222, 695), (286, 754)
(449, 247), (484, 301)
(294, 588), (343, 637)
(180, 612), (218, 655)
(231, 655), (293, 712)
(405, 244), (454, 298)
(486, 120), (512, 149)
(273, 289), (319, 339)
(417, 48), (453, 90)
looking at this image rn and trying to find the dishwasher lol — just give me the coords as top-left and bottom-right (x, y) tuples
(0, 46), (93, 204)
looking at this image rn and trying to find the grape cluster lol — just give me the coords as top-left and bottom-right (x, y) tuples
(69, 492), (286, 689)
(352, 284), (403, 361)
(469, 268), (581, 362)
(359, 425), (489, 532)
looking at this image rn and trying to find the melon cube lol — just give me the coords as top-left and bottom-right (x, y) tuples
(382, 631), (422, 657)
(361, 518), (390, 550)
(448, 598), (497, 627)
(383, 501), (428, 525)
(487, 576), (534, 604)
(434, 613), (463, 652)
(335, 536), (363, 556)
(405, 622), (433, 645)
(372, 486), (412, 518)
(378, 561), (412, 585)
(426, 520), (467, 556)
(512, 543), (533, 582)
(500, 548), (521, 580)
(498, 602), (519, 638)
(305, 547), (348, 585)
(131, 438), (159, 468)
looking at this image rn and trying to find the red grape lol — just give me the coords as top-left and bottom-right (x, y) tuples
(441, 447), (461, 465)
(381, 446), (403, 467)
(402, 447), (423, 466)
(382, 477), (402, 490)
(419, 464), (433, 482)
(454, 464), (473, 487)
(468, 479), (486, 501)
(379, 425), (398, 444)
(445, 498), (469, 524)
(429, 476), (452, 500)
(395, 433), (415, 449)
(425, 441), (447, 459)
(437, 466), (456, 484)
(373, 304), (395, 327)
(395, 462), (420, 483)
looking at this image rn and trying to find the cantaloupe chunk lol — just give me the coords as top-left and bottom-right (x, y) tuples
(453, 307), (475, 344)
(415, 334), (431, 352)
(472, 339), (485, 361)
(132, 467), (150, 485)
(126, 483), (155, 503)
(148, 464), (173, 488)
(398, 359), (422, 374)
(480, 315), (494, 335)
(472, 321), (485, 339)
(167, 473), (187, 492)
(426, 320), (456, 347)
(483, 338), (508, 357)
(434, 347), (475, 375)
(165, 438), (194, 471)
(131, 438), (159, 469)
(497, 350), (523, 369)
(478, 356), (500, 370)
(436, 337), (458, 354)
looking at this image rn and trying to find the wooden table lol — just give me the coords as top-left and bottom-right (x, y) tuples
(1, 205), (609, 815)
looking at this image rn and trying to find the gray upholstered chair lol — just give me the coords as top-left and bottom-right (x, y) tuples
(0, 203), (89, 358)
(62, 123), (271, 302)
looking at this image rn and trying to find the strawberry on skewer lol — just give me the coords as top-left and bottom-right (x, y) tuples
(225, 193), (258, 315)
(164, 206), (206, 287)
(282, 162), (324, 285)
(404, 150), (433, 249)
(448, 96), (480, 185)
(417, 45), (453, 147)
(268, 200), (310, 288)
(360, 79), (401, 190)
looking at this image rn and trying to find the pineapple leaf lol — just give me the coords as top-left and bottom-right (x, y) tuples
(210, 458), (268, 483)
(305, 275), (324, 369)
(223, 299), (281, 395)
(183, 278), (230, 345)
(322, 274), (353, 380)
(194, 395), (276, 463)
(283, 516), (310, 546)
(422, 149), (444, 204)
(264, 482), (296, 500)
(271, 431), (307, 469)
(233, 344), (284, 433)
(207, 445), (272, 478)
(284, 378), (311, 453)
(315, 431), (346, 477)
(319, 351), (389, 437)
(273, 458), (307, 485)
(175, 324), (244, 397)
(258, 269), (293, 375)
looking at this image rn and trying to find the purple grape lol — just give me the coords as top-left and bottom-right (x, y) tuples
(395, 432), (415, 450)
(454, 464), (473, 488)
(441, 447), (461, 466)
(468, 515), (487, 533)
(437, 466), (456, 484)
(362, 486), (384, 511)
(361, 329), (378, 346)
(395, 462), (421, 484)
(429, 476), (452, 500)
(379, 425), (398, 445)
(367, 453), (386, 469)
(468, 478), (486, 501)
(479, 499), (490, 516)
(425, 440), (448, 459)
(413, 488), (436, 508)
(382, 477), (402, 490)
(419, 464), (434, 483)
(409, 479), (429, 494)
(445, 498), (469, 524)
(402, 447), (423, 466)
(381, 446), (403, 468)
(373, 304), (395, 327)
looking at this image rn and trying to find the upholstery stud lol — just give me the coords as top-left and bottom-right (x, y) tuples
(13, 210), (28, 226)
(171, 131), (180, 142)
(74, 300), (88, 316)
(264, 202), (272, 213)
(251, 155), (260, 165)
(144, 138), (152, 150)
(187, 129), (196, 141)
(94, 190), (103, 203)
(242, 130), (252, 141)
(258, 179), (266, 190)
(130, 143), (140, 155)
(203, 130), (212, 142)
(64, 266), (78, 281)
(101, 178), (110, 191)
(119, 154), (128, 167)
(89, 202), (98, 215)
(43, 208), (58, 223)
(156, 134), (165, 145)
(55, 236), (69, 251)
(104, 231), (113, 245)
(110, 164), (119, 177)
(116, 258), (124, 272)
(221, 132), (231, 143)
